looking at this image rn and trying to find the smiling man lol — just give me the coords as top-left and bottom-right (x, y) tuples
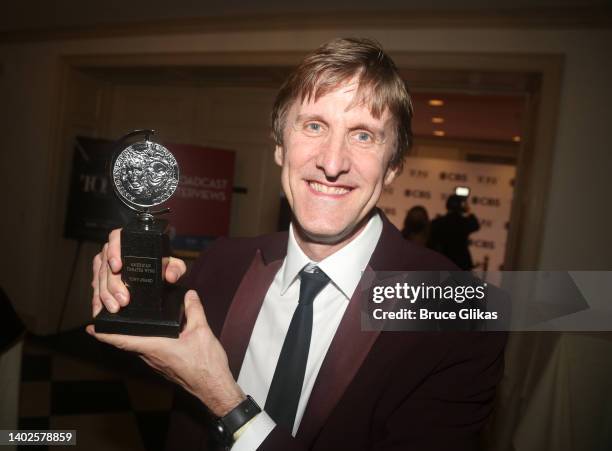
(90, 38), (506, 451)
(278, 76), (398, 252)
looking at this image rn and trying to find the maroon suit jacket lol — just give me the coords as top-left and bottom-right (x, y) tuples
(165, 213), (506, 451)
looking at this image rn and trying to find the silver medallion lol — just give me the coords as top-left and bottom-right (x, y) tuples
(112, 140), (179, 208)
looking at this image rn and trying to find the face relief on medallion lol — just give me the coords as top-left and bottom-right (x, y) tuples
(113, 141), (179, 208)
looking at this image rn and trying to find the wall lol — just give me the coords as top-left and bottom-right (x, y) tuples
(0, 27), (611, 333)
(106, 84), (279, 238)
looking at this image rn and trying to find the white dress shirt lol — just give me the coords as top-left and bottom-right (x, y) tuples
(232, 213), (382, 450)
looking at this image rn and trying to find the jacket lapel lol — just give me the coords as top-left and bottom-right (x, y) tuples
(297, 212), (417, 442)
(297, 265), (381, 443)
(219, 250), (283, 379)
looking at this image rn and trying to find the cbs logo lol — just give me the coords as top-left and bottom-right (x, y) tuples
(440, 172), (467, 182)
(404, 189), (431, 199)
(471, 196), (500, 207)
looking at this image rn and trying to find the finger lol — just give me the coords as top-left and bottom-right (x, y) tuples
(165, 257), (187, 283)
(107, 267), (130, 307)
(99, 244), (120, 313)
(184, 290), (207, 329)
(92, 253), (103, 317)
(92, 252), (102, 288)
(107, 228), (122, 273)
(86, 324), (160, 352)
(106, 248), (129, 307)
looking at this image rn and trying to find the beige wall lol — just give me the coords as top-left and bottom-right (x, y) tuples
(0, 27), (611, 333)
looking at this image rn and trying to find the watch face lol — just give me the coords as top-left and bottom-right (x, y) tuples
(214, 419), (232, 447)
(213, 395), (261, 447)
(215, 422), (226, 436)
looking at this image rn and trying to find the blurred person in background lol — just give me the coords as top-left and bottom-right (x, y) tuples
(428, 194), (480, 270)
(401, 205), (430, 246)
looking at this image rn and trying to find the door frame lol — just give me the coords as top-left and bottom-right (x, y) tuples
(47, 49), (562, 276)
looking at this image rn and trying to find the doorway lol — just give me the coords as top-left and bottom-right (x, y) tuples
(47, 50), (561, 284)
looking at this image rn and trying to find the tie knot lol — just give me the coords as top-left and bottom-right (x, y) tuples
(298, 267), (330, 305)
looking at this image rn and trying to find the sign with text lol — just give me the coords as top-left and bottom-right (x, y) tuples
(163, 143), (235, 252)
(64, 136), (127, 242)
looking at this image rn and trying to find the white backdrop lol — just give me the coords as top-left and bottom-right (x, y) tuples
(378, 156), (516, 273)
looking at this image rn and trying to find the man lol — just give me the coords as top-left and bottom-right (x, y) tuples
(90, 38), (505, 450)
(429, 194), (481, 270)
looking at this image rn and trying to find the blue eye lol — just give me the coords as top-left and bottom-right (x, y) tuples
(357, 132), (371, 142)
(306, 123), (321, 132)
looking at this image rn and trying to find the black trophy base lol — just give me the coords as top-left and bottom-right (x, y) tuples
(94, 284), (186, 338)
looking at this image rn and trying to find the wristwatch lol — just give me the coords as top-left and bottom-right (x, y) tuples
(213, 395), (262, 448)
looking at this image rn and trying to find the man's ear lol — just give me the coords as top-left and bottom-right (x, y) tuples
(383, 164), (398, 186)
(274, 145), (285, 167)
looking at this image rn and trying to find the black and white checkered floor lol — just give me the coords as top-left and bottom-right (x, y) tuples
(18, 330), (174, 451)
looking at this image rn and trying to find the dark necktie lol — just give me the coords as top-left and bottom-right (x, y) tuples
(265, 267), (330, 431)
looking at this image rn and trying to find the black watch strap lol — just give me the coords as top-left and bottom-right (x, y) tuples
(214, 395), (261, 446)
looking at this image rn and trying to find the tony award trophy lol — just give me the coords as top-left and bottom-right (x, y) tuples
(95, 129), (186, 338)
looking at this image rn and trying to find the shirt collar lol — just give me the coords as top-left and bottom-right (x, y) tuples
(280, 212), (383, 300)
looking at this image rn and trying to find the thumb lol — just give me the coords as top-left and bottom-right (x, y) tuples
(184, 289), (207, 328)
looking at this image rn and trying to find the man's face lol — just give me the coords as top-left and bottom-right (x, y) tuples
(275, 79), (398, 244)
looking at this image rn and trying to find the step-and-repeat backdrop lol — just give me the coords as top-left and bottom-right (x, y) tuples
(378, 157), (516, 273)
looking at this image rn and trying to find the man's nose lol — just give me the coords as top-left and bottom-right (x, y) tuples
(315, 132), (351, 179)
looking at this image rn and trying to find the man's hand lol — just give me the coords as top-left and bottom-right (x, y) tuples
(91, 228), (187, 316)
(87, 290), (245, 417)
